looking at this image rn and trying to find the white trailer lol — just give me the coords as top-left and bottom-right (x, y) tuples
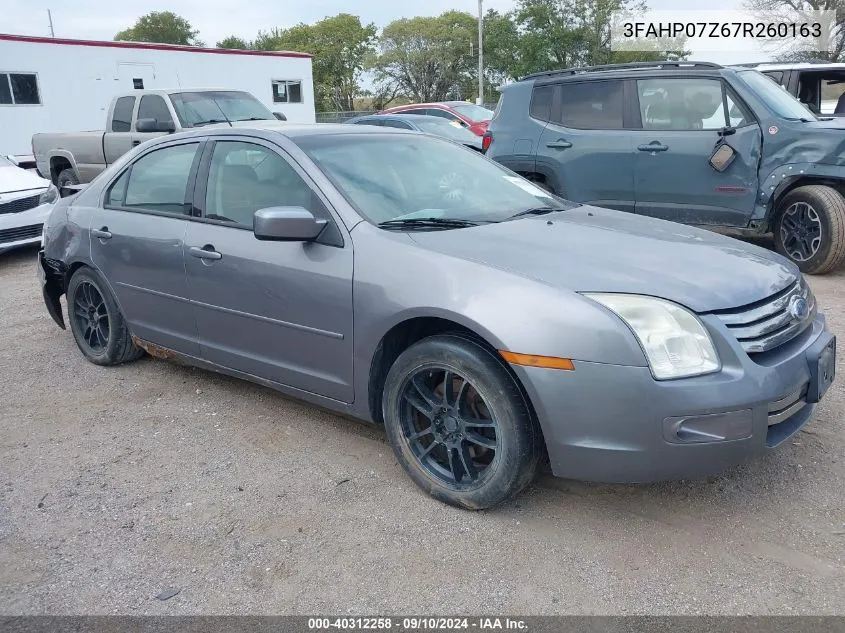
(0, 33), (316, 159)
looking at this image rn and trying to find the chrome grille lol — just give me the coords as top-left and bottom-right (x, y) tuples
(711, 279), (815, 354)
(0, 193), (40, 215)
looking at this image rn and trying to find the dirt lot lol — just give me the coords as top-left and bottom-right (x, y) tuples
(1, 244), (844, 615)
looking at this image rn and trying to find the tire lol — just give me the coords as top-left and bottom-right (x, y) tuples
(67, 267), (144, 366)
(56, 168), (79, 188)
(382, 334), (542, 510)
(773, 185), (845, 275)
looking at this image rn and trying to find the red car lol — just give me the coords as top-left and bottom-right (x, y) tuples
(378, 101), (494, 136)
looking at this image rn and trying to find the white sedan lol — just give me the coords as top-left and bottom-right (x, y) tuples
(0, 156), (58, 254)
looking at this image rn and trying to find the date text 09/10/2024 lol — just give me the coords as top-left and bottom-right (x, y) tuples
(307, 617), (528, 630)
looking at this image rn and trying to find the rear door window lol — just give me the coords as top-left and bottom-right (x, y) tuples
(114, 143), (199, 214)
(553, 81), (623, 129)
(111, 96), (135, 132)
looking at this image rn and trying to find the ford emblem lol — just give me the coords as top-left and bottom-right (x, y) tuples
(789, 296), (809, 320)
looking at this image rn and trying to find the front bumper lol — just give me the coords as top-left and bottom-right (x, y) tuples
(0, 202), (53, 254)
(514, 312), (835, 483)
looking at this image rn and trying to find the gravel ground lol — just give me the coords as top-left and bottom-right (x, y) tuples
(1, 244), (844, 615)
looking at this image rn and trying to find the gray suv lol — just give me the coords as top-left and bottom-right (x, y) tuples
(485, 61), (845, 275)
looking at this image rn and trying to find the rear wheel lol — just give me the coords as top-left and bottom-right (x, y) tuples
(773, 185), (845, 275)
(56, 168), (79, 189)
(382, 335), (542, 510)
(67, 267), (144, 366)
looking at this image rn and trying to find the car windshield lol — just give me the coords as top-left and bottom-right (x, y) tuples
(451, 104), (494, 121)
(413, 117), (479, 142)
(169, 91), (275, 127)
(737, 70), (818, 121)
(295, 134), (572, 226)
(0, 156), (12, 167)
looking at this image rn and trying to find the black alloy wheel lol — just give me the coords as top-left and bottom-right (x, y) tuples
(72, 280), (110, 353)
(382, 334), (542, 509)
(398, 367), (500, 489)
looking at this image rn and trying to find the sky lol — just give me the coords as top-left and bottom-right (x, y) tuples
(5, 0), (774, 65)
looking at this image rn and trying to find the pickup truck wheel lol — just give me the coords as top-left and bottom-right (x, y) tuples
(774, 185), (845, 275)
(56, 168), (80, 189)
(67, 267), (144, 366)
(382, 334), (542, 510)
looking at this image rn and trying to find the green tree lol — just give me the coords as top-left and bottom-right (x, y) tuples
(216, 36), (249, 49)
(252, 14), (377, 111)
(369, 11), (479, 103)
(511, 0), (686, 77)
(114, 11), (202, 46)
(743, 0), (845, 61)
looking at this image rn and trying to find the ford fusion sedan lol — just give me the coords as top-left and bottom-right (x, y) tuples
(0, 155), (58, 253)
(37, 124), (836, 509)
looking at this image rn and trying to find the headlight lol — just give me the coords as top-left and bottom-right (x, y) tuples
(584, 293), (720, 380)
(39, 184), (59, 205)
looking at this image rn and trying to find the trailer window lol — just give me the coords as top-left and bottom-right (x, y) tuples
(272, 80), (303, 104)
(0, 73), (40, 105)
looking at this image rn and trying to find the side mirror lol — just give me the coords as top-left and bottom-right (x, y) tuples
(253, 207), (327, 242)
(60, 183), (87, 198)
(136, 118), (175, 133)
(709, 142), (737, 173)
(273, 111), (287, 121)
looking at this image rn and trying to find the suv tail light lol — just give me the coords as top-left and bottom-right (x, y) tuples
(482, 131), (492, 153)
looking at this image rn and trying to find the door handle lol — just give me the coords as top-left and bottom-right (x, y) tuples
(546, 139), (572, 149)
(91, 227), (112, 240)
(189, 245), (222, 260)
(132, 140), (141, 147)
(637, 142), (669, 152)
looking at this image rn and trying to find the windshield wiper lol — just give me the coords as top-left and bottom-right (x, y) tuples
(191, 119), (230, 127)
(233, 116), (273, 122)
(377, 218), (481, 231)
(508, 206), (563, 219)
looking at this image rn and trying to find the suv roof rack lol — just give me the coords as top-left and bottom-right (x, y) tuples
(521, 60), (723, 81)
(730, 59), (833, 67)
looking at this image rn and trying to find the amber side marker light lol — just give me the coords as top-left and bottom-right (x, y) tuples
(499, 351), (575, 370)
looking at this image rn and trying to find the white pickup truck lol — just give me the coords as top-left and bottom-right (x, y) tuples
(33, 88), (288, 187)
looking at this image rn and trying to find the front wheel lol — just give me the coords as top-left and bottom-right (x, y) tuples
(773, 185), (845, 275)
(56, 168), (80, 189)
(382, 335), (542, 510)
(67, 267), (144, 366)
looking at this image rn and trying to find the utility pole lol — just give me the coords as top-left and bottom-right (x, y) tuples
(47, 10), (55, 37)
(477, 0), (483, 106)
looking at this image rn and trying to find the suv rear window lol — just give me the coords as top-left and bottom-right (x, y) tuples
(530, 85), (554, 121)
(554, 81), (623, 129)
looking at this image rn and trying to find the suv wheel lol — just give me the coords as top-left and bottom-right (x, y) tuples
(774, 185), (845, 275)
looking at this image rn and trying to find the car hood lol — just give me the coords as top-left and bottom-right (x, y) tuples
(408, 205), (797, 312)
(0, 165), (49, 195)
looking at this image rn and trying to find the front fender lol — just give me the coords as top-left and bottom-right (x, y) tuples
(754, 162), (845, 223)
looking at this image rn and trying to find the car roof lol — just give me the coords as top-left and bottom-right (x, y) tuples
(386, 102), (452, 109)
(368, 113), (450, 121)
(149, 123), (419, 144)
